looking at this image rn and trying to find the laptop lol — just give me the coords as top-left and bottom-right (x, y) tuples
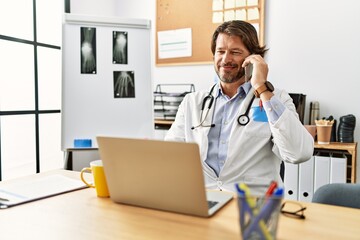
(96, 136), (234, 217)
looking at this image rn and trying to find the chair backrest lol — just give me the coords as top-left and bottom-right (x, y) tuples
(312, 183), (360, 209)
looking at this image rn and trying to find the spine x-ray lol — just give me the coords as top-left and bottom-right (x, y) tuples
(81, 27), (97, 74)
(113, 71), (135, 98)
(113, 31), (128, 64)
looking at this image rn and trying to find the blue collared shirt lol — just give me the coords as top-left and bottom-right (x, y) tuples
(205, 82), (285, 176)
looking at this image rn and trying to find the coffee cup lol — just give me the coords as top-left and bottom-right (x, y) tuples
(316, 125), (332, 144)
(80, 160), (110, 197)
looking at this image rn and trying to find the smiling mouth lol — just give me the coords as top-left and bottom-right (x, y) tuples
(221, 66), (236, 74)
(220, 63), (238, 69)
(222, 66), (234, 70)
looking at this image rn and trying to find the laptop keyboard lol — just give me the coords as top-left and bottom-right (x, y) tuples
(207, 200), (219, 209)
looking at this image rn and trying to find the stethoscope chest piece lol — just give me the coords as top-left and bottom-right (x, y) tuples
(237, 94), (255, 126)
(238, 114), (250, 126)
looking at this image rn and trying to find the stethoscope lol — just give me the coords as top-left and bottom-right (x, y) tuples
(191, 84), (255, 130)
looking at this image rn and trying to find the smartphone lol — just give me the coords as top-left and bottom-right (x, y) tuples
(245, 64), (253, 82)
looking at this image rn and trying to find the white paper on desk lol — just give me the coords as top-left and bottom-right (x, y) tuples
(0, 175), (87, 208)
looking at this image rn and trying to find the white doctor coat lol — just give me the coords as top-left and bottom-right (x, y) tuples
(165, 85), (314, 193)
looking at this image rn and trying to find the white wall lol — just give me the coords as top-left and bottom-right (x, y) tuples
(266, 0), (360, 127)
(265, 0), (360, 183)
(70, 0), (117, 16)
(71, 0), (360, 182)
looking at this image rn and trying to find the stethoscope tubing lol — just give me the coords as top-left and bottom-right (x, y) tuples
(193, 84), (255, 129)
(237, 95), (255, 126)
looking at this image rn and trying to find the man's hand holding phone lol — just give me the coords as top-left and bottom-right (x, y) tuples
(245, 63), (253, 82)
(242, 54), (269, 90)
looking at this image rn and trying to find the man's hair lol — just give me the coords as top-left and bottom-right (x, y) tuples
(211, 20), (268, 57)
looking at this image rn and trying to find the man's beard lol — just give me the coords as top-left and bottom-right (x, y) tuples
(216, 63), (245, 83)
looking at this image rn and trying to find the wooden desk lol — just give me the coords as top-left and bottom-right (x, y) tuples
(154, 119), (174, 130)
(1, 170), (360, 240)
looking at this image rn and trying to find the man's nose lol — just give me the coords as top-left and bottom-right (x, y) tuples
(222, 51), (232, 64)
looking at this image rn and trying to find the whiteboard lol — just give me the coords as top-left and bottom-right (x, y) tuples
(62, 14), (154, 149)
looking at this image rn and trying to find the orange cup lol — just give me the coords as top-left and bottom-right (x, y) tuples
(316, 125), (332, 144)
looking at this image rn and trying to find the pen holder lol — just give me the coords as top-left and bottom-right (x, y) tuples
(237, 194), (283, 240)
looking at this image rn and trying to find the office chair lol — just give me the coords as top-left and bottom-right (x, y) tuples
(312, 183), (360, 209)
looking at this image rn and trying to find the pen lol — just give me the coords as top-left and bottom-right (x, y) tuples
(265, 181), (278, 197)
(236, 184), (247, 230)
(0, 197), (9, 202)
(239, 183), (272, 240)
(263, 188), (284, 223)
(235, 183), (244, 195)
(243, 188), (283, 240)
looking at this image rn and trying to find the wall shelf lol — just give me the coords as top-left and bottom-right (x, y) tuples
(314, 142), (357, 183)
(154, 84), (195, 124)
